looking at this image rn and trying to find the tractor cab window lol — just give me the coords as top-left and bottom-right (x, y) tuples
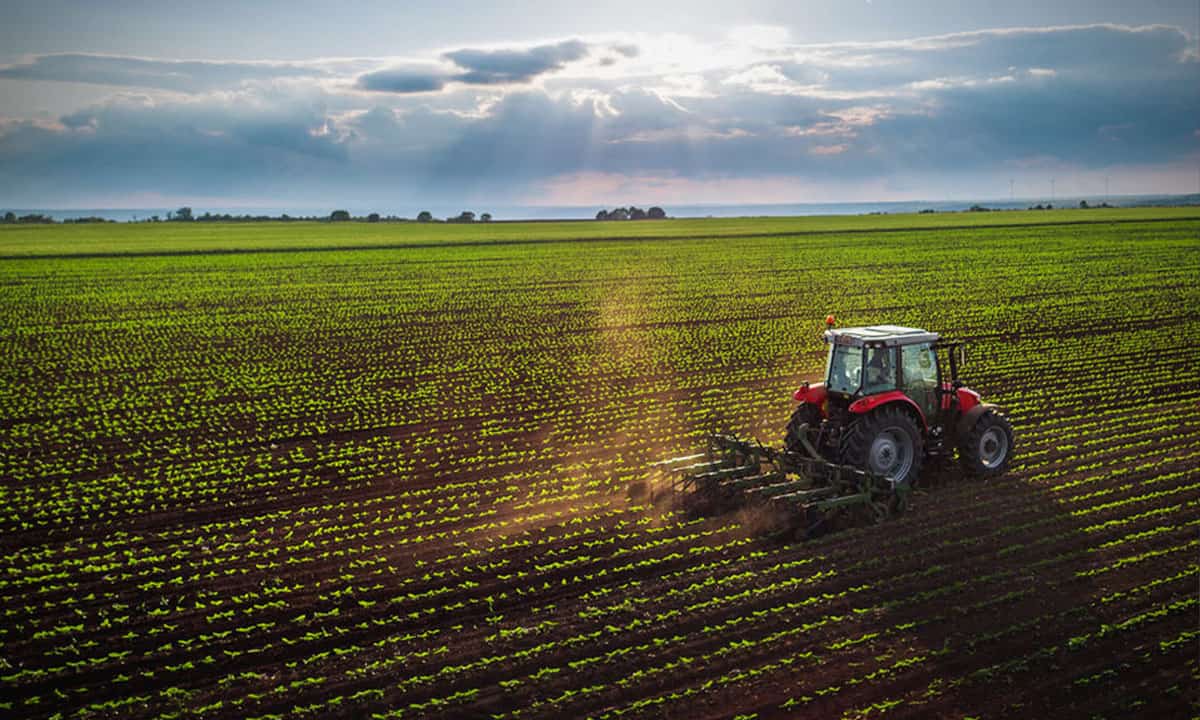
(826, 344), (863, 395)
(902, 342), (938, 417)
(862, 346), (897, 395)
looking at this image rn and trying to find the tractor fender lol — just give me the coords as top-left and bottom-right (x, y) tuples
(955, 386), (982, 413)
(957, 403), (999, 439)
(848, 391), (928, 430)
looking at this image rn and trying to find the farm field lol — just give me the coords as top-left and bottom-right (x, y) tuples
(2, 205), (1198, 257)
(1, 209), (1198, 719)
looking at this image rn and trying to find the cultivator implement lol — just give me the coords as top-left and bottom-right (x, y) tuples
(654, 428), (910, 540)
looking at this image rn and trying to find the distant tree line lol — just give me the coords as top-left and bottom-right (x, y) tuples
(913, 201), (1117, 214)
(2, 212), (116, 224)
(0, 208), (493, 224)
(151, 209), (340, 222)
(2, 212), (55, 224)
(443, 211), (492, 223)
(1, 207), (496, 225)
(595, 206), (667, 220)
(84, 207), (499, 225)
(144, 207), (497, 224)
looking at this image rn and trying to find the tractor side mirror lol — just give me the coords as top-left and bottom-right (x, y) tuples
(953, 345), (967, 388)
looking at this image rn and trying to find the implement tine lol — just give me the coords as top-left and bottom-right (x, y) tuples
(671, 460), (726, 475)
(651, 452), (709, 468)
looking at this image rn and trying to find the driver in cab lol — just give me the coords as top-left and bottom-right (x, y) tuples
(864, 348), (893, 394)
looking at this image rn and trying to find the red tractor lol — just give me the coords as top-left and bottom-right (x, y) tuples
(786, 319), (1014, 486)
(658, 318), (1014, 536)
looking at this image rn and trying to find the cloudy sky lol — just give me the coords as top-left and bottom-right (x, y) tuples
(1, 0), (1197, 209)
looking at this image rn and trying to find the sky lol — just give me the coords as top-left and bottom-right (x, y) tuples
(0, 0), (1197, 210)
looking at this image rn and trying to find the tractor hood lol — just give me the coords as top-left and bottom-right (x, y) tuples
(793, 382), (827, 405)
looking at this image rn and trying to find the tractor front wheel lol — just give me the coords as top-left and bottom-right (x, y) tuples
(959, 409), (1014, 477)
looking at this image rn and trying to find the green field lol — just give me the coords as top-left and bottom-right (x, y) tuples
(2, 205), (1197, 256)
(1, 209), (1198, 719)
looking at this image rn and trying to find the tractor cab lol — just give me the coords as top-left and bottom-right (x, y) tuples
(820, 324), (971, 425)
(824, 324), (943, 418)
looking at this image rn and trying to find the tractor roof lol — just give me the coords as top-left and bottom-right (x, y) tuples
(824, 325), (939, 347)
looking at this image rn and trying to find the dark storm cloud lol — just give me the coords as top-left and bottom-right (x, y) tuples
(356, 67), (450, 93)
(0, 98), (348, 204)
(357, 39), (593, 94)
(0, 53), (334, 93)
(443, 39), (589, 84)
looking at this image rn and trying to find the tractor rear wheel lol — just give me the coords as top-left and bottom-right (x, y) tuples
(959, 409), (1014, 476)
(842, 405), (924, 487)
(785, 404), (823, 455)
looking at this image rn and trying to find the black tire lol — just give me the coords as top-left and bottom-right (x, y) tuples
(841, 405), (924, 487)
(785, 403), (824, 454)
(959, 409), (1014, 477)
